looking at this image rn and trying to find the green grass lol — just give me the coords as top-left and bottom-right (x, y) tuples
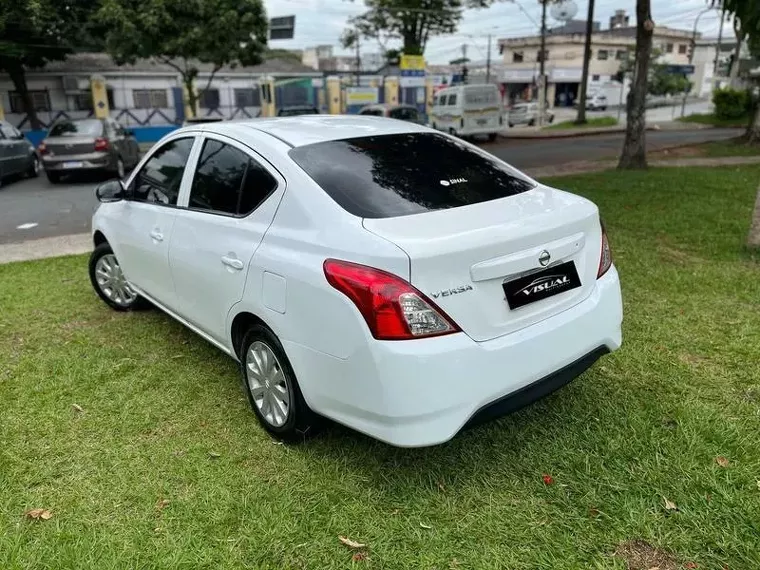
(546, 116), (619, 130)
(2, 166), (760, 569)
(678, 113), (750, 128)
(700, 139), (760, 157)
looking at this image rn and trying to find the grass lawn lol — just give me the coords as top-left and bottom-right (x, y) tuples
(678, 113), (750, 128)
(546, 116), (619, 130)
(2, 166), (760, 569)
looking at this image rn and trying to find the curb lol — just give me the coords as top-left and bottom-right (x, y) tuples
(0, 233), (91, 265)
(500, 123), (730, 140)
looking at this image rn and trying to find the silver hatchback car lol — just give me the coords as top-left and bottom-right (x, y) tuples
(39, 118), (140, 183)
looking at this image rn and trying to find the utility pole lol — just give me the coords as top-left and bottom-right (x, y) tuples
(355, 28), (361, 87)
(714, 6), (725, 76)
(461, 43), (468, 84)
(682, 7), (712, 117)
(486, 34), (492, 83)
(537, 0), (548, 127)
(576, 0), (595, 124)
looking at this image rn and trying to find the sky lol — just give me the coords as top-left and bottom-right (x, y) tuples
(264, 0), (734, 65)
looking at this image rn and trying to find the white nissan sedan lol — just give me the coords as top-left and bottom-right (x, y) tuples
(89, 116), (622, 447)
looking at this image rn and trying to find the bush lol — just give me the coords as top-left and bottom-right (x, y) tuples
(713, 88), (749, 120)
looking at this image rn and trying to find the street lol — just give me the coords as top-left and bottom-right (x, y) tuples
(0, 127), (742, 246)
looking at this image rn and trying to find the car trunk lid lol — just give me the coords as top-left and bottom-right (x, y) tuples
(43, 136), (98, 157)
(363, 185), (602, 342)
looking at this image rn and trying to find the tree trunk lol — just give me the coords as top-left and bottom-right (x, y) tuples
(747, 101), (760, 144)
(748, 184), (760, 249)
(6, 62), (42, 130)
(618, 0), (653, 170)
(184, 76), (198, 118)
(575, 0), (595, 125)
(729, 20), (742, 89)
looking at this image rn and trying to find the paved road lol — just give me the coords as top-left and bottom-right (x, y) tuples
(0, 128), (742, 245)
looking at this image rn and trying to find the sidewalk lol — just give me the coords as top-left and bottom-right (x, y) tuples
(503, 121), (714, 140)
(2, 155), (759, 265)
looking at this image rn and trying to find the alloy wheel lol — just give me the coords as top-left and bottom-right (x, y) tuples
(94, 253), (137, 307)
(245, 341), (291, 427)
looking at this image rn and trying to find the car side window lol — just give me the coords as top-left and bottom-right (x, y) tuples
(0, 124), (15, 139)
(448, 94), (457, 106)
(188, 139), (277, 216)
(390, 107), (418, 122)
(129, 137), (194, 206)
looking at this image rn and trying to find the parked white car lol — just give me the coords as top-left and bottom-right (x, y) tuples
(430, 84), (503, 139)
(89, 116), (623, 447)
(507, 102), (554, 127)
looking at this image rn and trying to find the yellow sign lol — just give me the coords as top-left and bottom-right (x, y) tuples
(400, 54), (425, 71)
(345, 87), (379, 106)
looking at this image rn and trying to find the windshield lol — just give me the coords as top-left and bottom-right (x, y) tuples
(278, 107), (318, 117)
(289, 132), (535, 219)
(49, 120), (103, 137)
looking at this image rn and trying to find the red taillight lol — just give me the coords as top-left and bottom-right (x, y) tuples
(597, 224), (613, 278)
(94, 137), (109, 152)
(323, 259), (461, 340)
(37, 142), (48, 155)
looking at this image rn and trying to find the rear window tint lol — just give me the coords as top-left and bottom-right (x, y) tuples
(49, 120), (103, 137)
(289, 133), (534, 219)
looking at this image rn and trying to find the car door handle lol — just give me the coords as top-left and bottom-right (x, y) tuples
(149, 229), (163, 242)
(221, 255), (244, 270)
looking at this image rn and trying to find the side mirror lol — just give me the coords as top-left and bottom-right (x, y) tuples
(95, 179), (125, 203)
(124, 129), (135, 137)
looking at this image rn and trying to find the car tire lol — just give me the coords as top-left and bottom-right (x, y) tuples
(27, 155), (40, 178)
(240, 324), (320, 443)
(89, 242), (150, 311)
(528, 119), (535, 126)
(508, 122), (514, 128)
(46, 171), (61, 184)
(487, 133), (497, 142)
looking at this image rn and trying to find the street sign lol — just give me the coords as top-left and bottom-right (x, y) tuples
(400, 54), (425, 71)
(269, 16), (295, 40)
(664, 64), (695, 75)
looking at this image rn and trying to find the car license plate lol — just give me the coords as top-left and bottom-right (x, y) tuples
(476, 118), (487, 125)
(62, 161), (84, 169)
(503, 261), (581, 310)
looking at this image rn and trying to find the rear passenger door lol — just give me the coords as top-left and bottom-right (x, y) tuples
(169, 134), (284, 345)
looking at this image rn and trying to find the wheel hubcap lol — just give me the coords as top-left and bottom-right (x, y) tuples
(246, 341), (290, 428)
(33, 157), (40, 174)
(94, 254), (137, 306)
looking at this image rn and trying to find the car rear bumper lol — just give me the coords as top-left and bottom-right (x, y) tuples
(42, 153), (112, 171)
(284, 266), (623, 447)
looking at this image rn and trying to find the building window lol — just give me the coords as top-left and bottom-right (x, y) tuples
(133, 89), (168, 109)
(592, 74), (601, 82)
(234, 88), (260, 108)
(597, 49), (609, 60)
(72, 89), (116, 111)
(678, 44), (688, 54)
(199, 89), (220, 109)
(512, 51), (524, 63)
(666, 43), (674, 53)
(615, 50), (628, 60)
(9, 90), (51, 113)
(537, 50), (549, 62)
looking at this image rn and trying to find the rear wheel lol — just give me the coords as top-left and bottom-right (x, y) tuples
(528, 118), (535, 126)
(240, 324), (319, 442)
(487, 133), (497, 142)
(46, 171), (61, 184)
(89, 242), (149, 311)
(27, 155), (40, 178)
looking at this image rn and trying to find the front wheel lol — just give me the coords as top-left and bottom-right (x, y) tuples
(240, 324), (319, 442)
(46, 171), (61, 184)
(27, 155), (41, 178)
(487, 133), (497, 142)
(89, 242), (149, 311)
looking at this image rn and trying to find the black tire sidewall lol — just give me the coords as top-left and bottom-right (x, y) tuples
(239, 324), (315, 441)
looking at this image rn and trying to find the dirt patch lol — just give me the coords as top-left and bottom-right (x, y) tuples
(657, 244), (704, 265)
(648, 145), (707, 160)
(678, 353), (708, 367)
(614, 539), (679, 570)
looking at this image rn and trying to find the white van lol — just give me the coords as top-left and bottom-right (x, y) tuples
(430, 84), (502, 140)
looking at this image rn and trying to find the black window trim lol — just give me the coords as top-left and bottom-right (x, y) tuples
(124, 134), (201, 210)
(180, 132), (283, 220)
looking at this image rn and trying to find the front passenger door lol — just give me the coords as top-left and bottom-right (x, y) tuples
(169, 135), (283, 345)
(116, 136), (197, 307)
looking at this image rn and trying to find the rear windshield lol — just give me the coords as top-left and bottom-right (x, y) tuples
(289, 132), (535, 218)
(49, 120), (103, 137)
(464, 88), (498, 105)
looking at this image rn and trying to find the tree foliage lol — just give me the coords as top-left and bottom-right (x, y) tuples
(97, 0), (268, 116)
(341, 0), (490, 56)
(0, 0), (100, 129)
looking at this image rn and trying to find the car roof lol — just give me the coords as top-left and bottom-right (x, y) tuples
(190, 115), (429, 148)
